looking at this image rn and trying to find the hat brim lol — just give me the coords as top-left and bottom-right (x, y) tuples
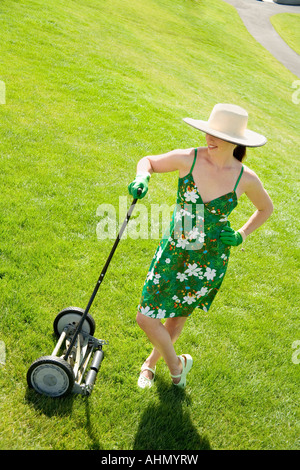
(183, 118), (267, 148)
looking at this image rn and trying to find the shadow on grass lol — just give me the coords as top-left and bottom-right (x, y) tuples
(25, 388), (75, 417)
(25, 391), (103, 449)
(133, 376), (211, 450)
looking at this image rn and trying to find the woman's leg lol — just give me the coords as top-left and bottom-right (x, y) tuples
(136, 312), (188, 382)
(145, 316), (188, 370)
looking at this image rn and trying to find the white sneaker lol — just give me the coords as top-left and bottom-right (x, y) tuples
(137, 364), (156, 389)
(171, 354), (193, 388)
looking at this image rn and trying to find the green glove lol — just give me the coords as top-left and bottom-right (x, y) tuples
(128, 173), (150, 199)
(220, 226), (243, 246)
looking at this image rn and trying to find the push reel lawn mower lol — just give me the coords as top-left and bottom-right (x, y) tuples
(27, 190), (142, 397)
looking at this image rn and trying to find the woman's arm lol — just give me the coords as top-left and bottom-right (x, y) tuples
(128, 149), (193, 199)
(240, 170), (274, 238)
(136, 148), (193, 175)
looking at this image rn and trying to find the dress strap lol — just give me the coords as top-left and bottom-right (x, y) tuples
(233, 165), (244, 191)
(190, 148), (197, 174)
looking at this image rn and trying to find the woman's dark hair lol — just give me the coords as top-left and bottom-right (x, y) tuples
(233, 145), (246, 162)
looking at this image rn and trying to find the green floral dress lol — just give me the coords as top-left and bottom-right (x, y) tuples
(138, 149), (244, 319)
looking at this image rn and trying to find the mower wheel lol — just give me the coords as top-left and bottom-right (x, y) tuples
(27, 355), (75, 397)
(53, 307), (96, 337)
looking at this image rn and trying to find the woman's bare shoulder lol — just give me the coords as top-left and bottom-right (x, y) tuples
(242, 164), (262, 184)
(177, 147), (206, 176)
(240, 164), (269, 199)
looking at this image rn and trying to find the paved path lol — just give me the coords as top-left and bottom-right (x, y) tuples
(222, 0), (300, 77)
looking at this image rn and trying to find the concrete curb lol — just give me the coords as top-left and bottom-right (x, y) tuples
(222, 0), (300, 77)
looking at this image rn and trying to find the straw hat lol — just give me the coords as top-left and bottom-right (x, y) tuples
(183, 103), (267, 147)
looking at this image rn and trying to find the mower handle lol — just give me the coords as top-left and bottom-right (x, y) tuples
(63, 187), (143, 361)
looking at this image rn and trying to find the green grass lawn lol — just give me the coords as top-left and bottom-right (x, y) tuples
(0, 0), (299, 450)
(271, 13), (300, 55)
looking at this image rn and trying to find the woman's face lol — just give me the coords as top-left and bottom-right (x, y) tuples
(205, 134), (236, 155)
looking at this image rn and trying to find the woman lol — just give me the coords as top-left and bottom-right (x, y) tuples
(128, 104), (273, 389)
